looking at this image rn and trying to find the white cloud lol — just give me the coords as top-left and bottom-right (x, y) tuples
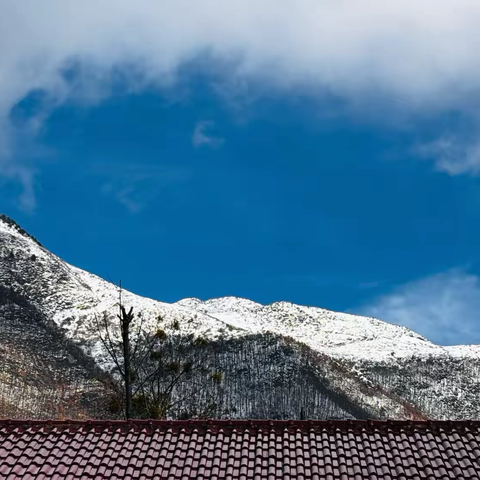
(96, 163), (191, 213)
(3, 0), (480, 112)
(416, 137), (480, 176)
(192, 121), (224, 148)
(356, 270), (480, 346)
(4, 0), (480, 202)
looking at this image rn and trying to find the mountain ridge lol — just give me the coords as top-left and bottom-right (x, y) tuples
(1, 214), (479, 420)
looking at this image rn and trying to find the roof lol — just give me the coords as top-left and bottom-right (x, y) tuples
(0, 419), (479, 479)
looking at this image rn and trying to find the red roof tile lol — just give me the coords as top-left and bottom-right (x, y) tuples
(0, 420), (479, 479)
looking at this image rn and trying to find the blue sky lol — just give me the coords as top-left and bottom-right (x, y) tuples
(3, 1), (480, 346)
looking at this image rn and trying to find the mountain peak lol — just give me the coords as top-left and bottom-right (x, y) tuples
(0, 214), (43, 247)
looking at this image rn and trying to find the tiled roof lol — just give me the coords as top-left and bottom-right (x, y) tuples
(0, 419), (479, 479)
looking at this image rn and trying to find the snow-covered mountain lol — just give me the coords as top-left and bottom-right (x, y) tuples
(1, 214), (479, 420)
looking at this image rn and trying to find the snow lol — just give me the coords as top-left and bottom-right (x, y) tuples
(0, 215), (472, 363)
(2, 215), (480, 420)
(444, 345), (480, 358)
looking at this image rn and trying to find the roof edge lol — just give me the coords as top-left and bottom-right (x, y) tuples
(1, 419), (479, 430)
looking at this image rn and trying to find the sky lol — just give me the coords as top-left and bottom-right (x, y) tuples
(2, 1), (480, 346)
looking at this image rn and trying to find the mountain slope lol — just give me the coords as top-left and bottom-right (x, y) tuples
(0, 284), (110, 419)
(0, 215), (478, 420)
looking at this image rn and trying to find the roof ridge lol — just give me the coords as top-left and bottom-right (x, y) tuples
(1, 419), (479, 429)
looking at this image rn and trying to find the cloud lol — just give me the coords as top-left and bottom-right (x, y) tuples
(192, 121), (224, 149)
(356, 270), (480, 346)
(4, 0), (480, 202)
(95, 163), (191, 213)
(3, 1), (480, 111)
(416, 137), (480, 176)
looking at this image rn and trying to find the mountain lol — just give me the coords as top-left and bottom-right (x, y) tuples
(1, 214), (479, 420)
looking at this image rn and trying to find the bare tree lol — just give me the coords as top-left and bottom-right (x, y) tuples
(129, 320), (223, 419)
(96, 283), (222, 419)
